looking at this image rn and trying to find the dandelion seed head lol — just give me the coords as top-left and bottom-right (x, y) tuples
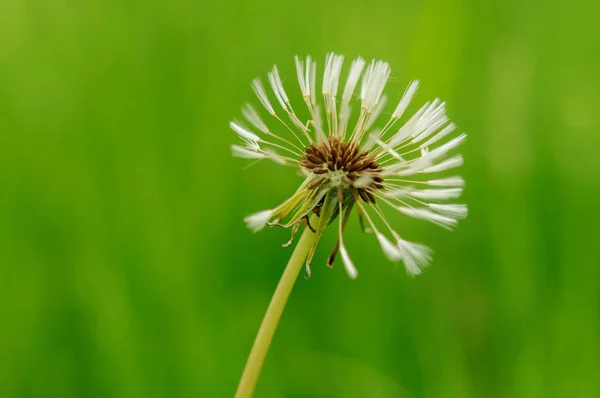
(231, 52), (468, 277)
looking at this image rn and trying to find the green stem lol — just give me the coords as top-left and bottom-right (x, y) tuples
(235, 223), (318, 398)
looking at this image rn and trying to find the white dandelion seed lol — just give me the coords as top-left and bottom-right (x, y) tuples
(244, 209), (275, 233)
(231, 53), (468, 277)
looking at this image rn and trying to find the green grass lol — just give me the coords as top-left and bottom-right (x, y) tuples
(1, 0), (599, 396)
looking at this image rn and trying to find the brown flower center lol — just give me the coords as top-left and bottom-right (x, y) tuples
(300, 137), (384, 203)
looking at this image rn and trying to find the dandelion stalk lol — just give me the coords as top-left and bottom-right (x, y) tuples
(235, 223), (318, 398)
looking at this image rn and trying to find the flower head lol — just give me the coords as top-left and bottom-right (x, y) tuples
(232, 53), (467, 278)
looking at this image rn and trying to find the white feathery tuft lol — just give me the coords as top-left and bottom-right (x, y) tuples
(397, 239), (432, 276)
(230, 121), (260, 143)
(322, 53), (333, 94)
(429, 203), (468, 219)
(421, 122), (456, 148)
(309, 59), (317, 106)
(361, 60), (391, 112)
(392, 80), (419, 119)
(232, 145), (286, 165)
(242, 104), (269, 134)
(268, 65), (290, 112)
(422, 155), (464, 174)
(396, 206), (458, 229)
(407, 100), (449, 145)
(392, 152), (465, 177)
(294, 56), (310, 98)
(408, 188), (463, 201)
(342, 57), (366, 103)
(322, 53), (344, 134)
(322, 53), (344, 96)
(360, 61), (371, 101)
(339, 57), (365, 136)
(414, 115), (450, 145)
(251, 78), (275, 115)
(339, 241), (358, 279)
(388, 102), (429, 147)
(415, 133), (467, 168)
(427, 176), (465, 187)
(415, 100), (446, 132)
(231, 144), (264, 160)
(244, 209), (274, 233)
(329, 55), (344, 98)
(376, 232), (403, 261)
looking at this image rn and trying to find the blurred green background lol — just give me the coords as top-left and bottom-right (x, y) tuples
(1, 0), (599, 397)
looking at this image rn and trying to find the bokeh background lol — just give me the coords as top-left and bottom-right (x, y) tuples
(1, 0), (599, 397)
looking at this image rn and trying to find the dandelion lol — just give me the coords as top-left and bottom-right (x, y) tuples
(233, 53), (467, 277)
(233, 53), (467, 397)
